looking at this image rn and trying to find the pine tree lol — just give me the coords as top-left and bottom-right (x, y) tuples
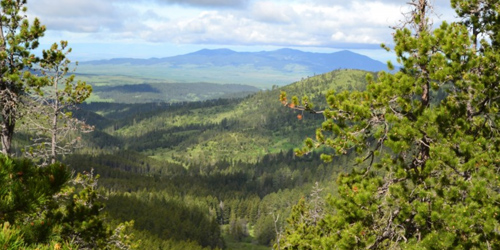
(23, 40), (92, 165)
(58, 170), (112, 249)
(0, 156), (136, 249)
(0, 0), (46, 155)
(280, 0), (500, 248)
(0, 155), (71, 245)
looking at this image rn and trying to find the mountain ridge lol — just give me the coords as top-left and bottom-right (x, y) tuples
(81, 48), (389, 73)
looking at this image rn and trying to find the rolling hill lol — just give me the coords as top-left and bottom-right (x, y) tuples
(43, 68), (374, 249)
(76, 49), (389, 95)
(76, 69), (373, 163)
(88, 82), (259, 103)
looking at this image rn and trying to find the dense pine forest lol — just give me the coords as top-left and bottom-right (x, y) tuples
(2, 0), (500, 249)
(59, 69), (369, 249)
(5, 68), (372, 249)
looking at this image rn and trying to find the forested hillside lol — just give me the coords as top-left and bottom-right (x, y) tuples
(42, 69), (372, 249)
(77, 69), (371, 163)
(86, 81), (260, 103)
(3, 0), (499, 249)
(277, 0), (500, 248)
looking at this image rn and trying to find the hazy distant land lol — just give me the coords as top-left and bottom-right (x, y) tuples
(76, 48), (389, 103)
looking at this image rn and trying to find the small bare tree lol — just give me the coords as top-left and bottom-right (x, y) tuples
(23, 41), (92, 166)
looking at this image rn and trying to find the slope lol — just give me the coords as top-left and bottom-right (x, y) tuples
(59, 68), (378, 249)
(77, 69), (373, 164)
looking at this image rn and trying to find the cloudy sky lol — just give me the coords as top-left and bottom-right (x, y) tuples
(27, 0), (456, 62)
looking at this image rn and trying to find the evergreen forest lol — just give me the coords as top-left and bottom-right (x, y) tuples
(2, 0), (500, 249)
(46, 69), (370, 249)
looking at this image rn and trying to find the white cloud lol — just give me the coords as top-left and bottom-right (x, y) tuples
(28, 0), (135, 33)
(250, 2), (298, 24)
(154, 0), (249, 8)
(26, 0), (459, 58)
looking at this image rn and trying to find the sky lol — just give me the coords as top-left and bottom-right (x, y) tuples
(27, 0), (457, 62)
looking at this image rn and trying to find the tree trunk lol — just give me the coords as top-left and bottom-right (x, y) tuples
(51, 105), (58, 164)
(0, 115), (14, 156)
(51, 74), (60, 164)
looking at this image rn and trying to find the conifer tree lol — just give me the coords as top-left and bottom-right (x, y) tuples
(0, 156), (136, 249)
(280, 0), (500, 248)
(0, 0), (46, 155)
(23, 41), (92, 165)
(0, 155), (72, 246)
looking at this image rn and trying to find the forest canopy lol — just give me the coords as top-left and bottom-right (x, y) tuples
(3, 0), (500, 249)
(280, 0), (500, 248)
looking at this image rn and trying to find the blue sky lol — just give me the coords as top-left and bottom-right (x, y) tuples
(27, 0), (456, 62)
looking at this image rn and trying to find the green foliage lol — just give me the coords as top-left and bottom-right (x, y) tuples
(280, 0), (500, 249)
(0, 155), (70, 246)
(1, 3), (386, 250)
(0, 156), (135, 249)
(0, 0), (47, 155)
(22, 40), (93, 165)
(279, 198), (320, 249)
(106, 192), (225, 249)
(277, 183), (327, 249)
(0, 156), (70, 228)
(254, 214), (276, 246)
(0, 222), (78, 250)
(57, 170), (111, 249)
(70, 69), (370, 164)
(133, 229), (213, 250)
(64, 145), (347, 249)
(12, 68), (376, 249)
(228, 210), (248, 241)
(0, 222), (26, 249)
(90, 82), (258, 103)
(39, 41), (92, 105)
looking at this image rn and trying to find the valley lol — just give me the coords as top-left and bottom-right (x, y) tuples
(57, 69), (373, 249)
(3, 0), (498, 249)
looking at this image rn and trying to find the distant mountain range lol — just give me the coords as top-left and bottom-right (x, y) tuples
(82, 48), (388, 74)
(76, 48), (391, 100)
